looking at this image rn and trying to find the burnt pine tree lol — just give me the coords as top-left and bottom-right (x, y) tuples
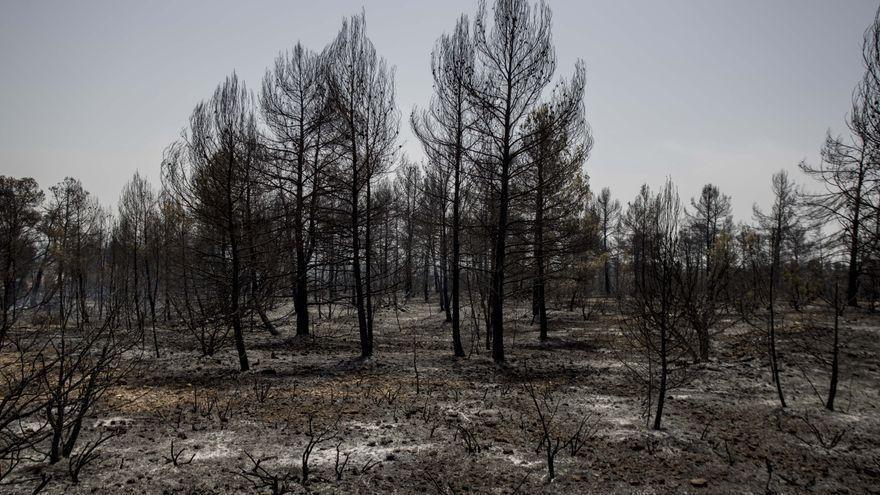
(412, 15), (476, 357)
(749, 170), (801, 408)
(326, 12), (399, 358)
(0, 177), (43, 343)
(799, 9), (880, 308)
(620, 179), (688, 430)
(166, 73), (258, 372)
(594, 187), (621, 296)
(799, 124), (873, 308)
(855, 4), (880, 168)
(442, 18), (473, 353)
(419, 163), (452, 320)
(680, 183), (733, 362)
(393, 159), (423, 300)
(43, 178), (103, 327)
(261, 42), (332, 337)
(522, 92), (590, 341)
(466, 0), (583, 363)
(118, 172), (161, 357)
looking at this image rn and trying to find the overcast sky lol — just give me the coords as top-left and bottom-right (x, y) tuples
(0, 0), (876, 220)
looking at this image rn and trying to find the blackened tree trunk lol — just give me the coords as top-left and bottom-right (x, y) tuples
(827, 284), (841, 411)
(352, 153), (370, 357)
(768, 265), (786, 408)
(365, 170), (374, 351)
(846, 198), (861, 307)
(451, 155), (465, 357)
(826, 308), (840, 411)
(227, 151), (249, 372)
(293, 144), (310, 337)
(490, 154), (509, 363)
(423, 248), (430, 303)
(294, 253), (309, 336)
(653, 322), (668, 430)
(533, 158), (548, 341)
(440, 212), (452, 323)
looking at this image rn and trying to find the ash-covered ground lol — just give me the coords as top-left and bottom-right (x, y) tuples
(6, 301), (879, 494)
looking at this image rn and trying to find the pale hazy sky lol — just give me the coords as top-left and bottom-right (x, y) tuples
(0, 0), (876, 220)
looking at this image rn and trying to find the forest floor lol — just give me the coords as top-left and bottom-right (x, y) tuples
(5, 300), (880, 494)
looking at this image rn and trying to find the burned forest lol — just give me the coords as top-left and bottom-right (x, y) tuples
(2, 1), (880, 493)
